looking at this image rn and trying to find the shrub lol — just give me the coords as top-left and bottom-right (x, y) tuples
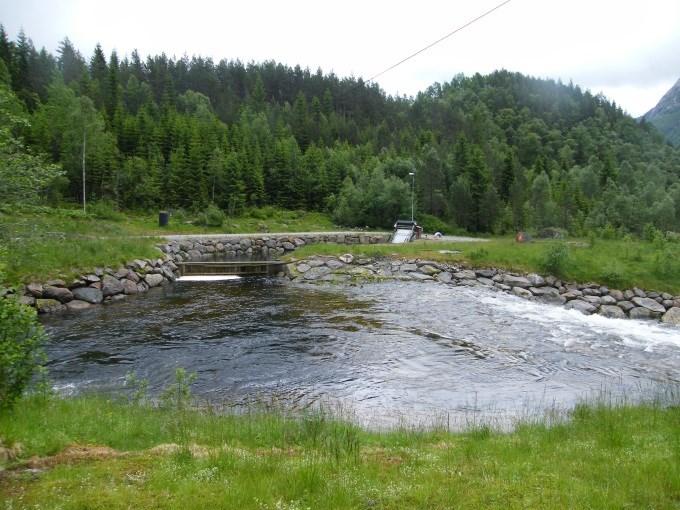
(0, 298), (46, 410)
(418, 214), (452, 235)
(538, 243), (569, 277)
(198, 204), (225, 228)
(88, 200), (125, 221)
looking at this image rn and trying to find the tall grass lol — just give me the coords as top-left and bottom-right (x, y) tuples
(1, 392), (679, 509)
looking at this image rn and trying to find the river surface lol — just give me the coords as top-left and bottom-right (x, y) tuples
(42, 279), (680, 428)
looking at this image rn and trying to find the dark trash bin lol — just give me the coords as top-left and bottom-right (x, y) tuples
(159, 211), (169, 227)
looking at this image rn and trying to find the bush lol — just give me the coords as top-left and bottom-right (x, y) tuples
(418, 214), (452, 235)
(0, 298), (46, 410)
(198, 204), (225, 228)
(88, 200), (124, 221)
(538, 243), (569, 277)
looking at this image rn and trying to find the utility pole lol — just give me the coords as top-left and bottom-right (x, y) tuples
(82, 129), (87, 213)
(409, 171), (415, 222)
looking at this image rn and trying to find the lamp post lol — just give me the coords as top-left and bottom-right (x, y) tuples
(408, 171), (415, 222)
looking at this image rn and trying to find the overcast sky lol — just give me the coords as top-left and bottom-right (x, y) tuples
(1, 0), (679, 116)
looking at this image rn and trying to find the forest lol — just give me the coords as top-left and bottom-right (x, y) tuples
(2, 25), (680, 235)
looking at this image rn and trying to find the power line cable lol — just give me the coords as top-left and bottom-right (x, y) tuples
(366, 0), (514, 84)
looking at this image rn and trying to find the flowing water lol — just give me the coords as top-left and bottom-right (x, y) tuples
(41, 278), (680, 428)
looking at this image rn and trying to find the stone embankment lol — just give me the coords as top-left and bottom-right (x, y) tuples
(7, 233), (389, 314)
(287, 255), (680, 326)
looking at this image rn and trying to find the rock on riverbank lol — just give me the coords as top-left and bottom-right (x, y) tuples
(287, 255), (680, 326)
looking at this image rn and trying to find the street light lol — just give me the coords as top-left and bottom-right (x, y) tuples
(408, 171), (415, 222)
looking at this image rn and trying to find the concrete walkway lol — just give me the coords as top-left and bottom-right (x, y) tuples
(163, 231), (488, 242)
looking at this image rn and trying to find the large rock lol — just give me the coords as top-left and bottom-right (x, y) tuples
(629, 307), (654, 320)
(102, 276), (125, 297)
(26, 283), (43, 298)
(145, 273), (164, 288)
(527, 274), (545, 287)
(42, 285), (73, 303)
(437, 272), (453, 283)
(326, 259), (345, 270)
(296, 263), (311, 273)
(529, 286), (565, 303)
(409, 272), (434, 281)
(65, 300), (92, 312)
(565, 300), (597, 315)
(122, 279), (139, 295)
(73, 287), (103, 304)
(453, 270), (476, 280)
(661, 307), (680, 325)
(401, 263), (418, 272)
(475, 269), (496, 279)
(598, 305), (626, 319)
(561, 290), (582, 301)
(631, 297), (666, 314)
(35, 298), (65, 314)
(419, 264), (440, 276)
(600, 295), (617, 305)
(617, 300), (635, 313)
(303, 266), (332, 280)
(503, 275), (531, 288)
(338, 254), (354, 264)
(512, 287), (533, 298)
(609, 289), (624, 301)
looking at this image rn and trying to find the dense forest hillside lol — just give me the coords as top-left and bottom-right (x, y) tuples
(2, 26), (680, 234)
(644, 77), (680, 147)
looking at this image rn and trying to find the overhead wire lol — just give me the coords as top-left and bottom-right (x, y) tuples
(365, 0), (514, 84)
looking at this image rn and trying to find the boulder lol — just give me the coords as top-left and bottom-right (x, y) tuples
(282, 242), (296, 251)
(633, 287), (646, 298)
(35, 298), (65, 314)
(661, 292), (673, 301)
(304, 266), (332, 280)
(561, 290), (582, 301)
(19, 295), (35, 306)
(401, 263), (418, 272)
(631, 297), (666, 314)
(437, 272), (453, 283)
(661, 307), (680, 325)
(419, 264), (440, 276)
(145, 273), (164, 288)
(512, 287), (533, 298)
(26, 283), (43, 298)
(582, 296), (602, 305)
(623, 290), (635, 300)
(582, 288), (601, 296)
(609, 289), (624, 301)
(126, 271), (141, 283)
(326, 259), (345, 270)
(600, 295), (617, 306)
(296, 263), (311, 273)
(477, 277), (495, 286)
(83, 274), (100, 284)
(66, 300), (92, 312)
(114, 267), (129, 279)
(617, 300), (635, 313)
(409, 272), (434, 281)
(239, 238), (252, 249)
(102, 276), (125, 297)
(306, 259), (326, 268)
(529, 287), (564, 303)
(45, 279), (66, 288)
(527, 274), (545, 287)
(503, 275), (531, 288)
(598, 305), (626, 319)
(42, 285), (73, 303)
(565, 300), (597, 315)
(453, 270), (476, 280)
(122, 279), (139, 295)
(338, 254), (354, 264)
(73, 287), (103, 304)
(475, 269), (496, 279)
(629, 307), (654, 320)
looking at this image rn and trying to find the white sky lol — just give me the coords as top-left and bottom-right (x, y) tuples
(2, 0), (679, 116)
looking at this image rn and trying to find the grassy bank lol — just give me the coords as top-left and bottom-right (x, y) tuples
(1, 395), (679, 509)
(0, 206), (338, 285)
(291, 237), (680, 294)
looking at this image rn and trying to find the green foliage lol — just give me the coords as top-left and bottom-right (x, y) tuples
(88, 199), (124, 221)
(160, 368), (197, 411)
(0, 297), (46, 410)
(197, 204), (226, 228)
(538, 243), (570, 276)
(418, 213), (453, 234)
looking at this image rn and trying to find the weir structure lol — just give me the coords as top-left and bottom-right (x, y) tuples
(178, 260), (287, 277)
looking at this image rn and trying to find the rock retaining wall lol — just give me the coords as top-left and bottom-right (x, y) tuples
(287, 255), (680, 326)
(6, 233), (390, 314)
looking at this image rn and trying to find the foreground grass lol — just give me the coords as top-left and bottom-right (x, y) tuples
(0, 206), (338, 284)
(0, 396), (679, 509)
(292, 237), (680, 294)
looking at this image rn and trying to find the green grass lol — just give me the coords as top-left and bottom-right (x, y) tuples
(291, 237), (680, 294)
(0, 206), (339, 285)
(1, 394), (679, 509)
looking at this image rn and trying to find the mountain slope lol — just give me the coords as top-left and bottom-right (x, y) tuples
(644, 78), (680, 145)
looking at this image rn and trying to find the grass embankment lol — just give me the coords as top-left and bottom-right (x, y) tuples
(1, 396), (679, 509)
(292, 237), (680, 294)
(0, 206), (338, 285)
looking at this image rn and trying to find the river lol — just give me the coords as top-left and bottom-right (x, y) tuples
(41, 278), (680, 428)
